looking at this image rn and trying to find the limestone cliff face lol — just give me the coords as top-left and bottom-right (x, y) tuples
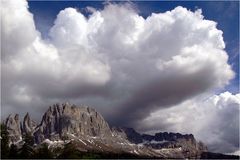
(34, 103), (111, 143)
(5, 114), (22, 143)
(112, 127), (207, 158)
(22, 113), (37, 134)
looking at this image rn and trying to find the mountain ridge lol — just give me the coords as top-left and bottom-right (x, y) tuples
(2, 102), (232, 159)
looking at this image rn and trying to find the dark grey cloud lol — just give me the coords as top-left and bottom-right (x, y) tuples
(110, 66), (215, 126)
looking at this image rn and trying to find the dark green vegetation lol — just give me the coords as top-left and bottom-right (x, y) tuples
(200, 152), (240, 159)
(1, 123), (9, 159)
(1, 123), (53, 159)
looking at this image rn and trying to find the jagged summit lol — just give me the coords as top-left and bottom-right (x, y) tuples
(3, 103), (207, 158)
(22, 112), (37, 134)
(5, 114), (22, 143)
(34, 102), (111, 143)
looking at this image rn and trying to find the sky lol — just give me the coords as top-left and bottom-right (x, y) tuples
(1, 0), (239, 155)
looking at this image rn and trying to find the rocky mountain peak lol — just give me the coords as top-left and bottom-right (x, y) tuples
(5, 114), (22, 143)
(22, 112), (37, 134)
(34, 103), (111, 143)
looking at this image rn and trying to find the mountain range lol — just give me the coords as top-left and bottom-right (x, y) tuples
(2, 102), (238, 159)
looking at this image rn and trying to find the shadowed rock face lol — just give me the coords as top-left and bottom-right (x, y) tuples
(22, 113), (37, 134)
(112, 127), (207, 158)
(4, 103), (207, 158)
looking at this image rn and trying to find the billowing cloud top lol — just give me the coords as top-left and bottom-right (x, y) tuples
(1, 0), (237, 154)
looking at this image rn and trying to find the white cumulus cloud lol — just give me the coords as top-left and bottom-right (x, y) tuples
(141, 92), (240, 154)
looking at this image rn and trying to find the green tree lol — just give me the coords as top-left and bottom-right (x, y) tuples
(1, 123), (10, 159)
(58, 142), (81, 159)
(18, 133), (35, 159)
(35, 143), (53, 159)
(9, 144), (19, 159)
